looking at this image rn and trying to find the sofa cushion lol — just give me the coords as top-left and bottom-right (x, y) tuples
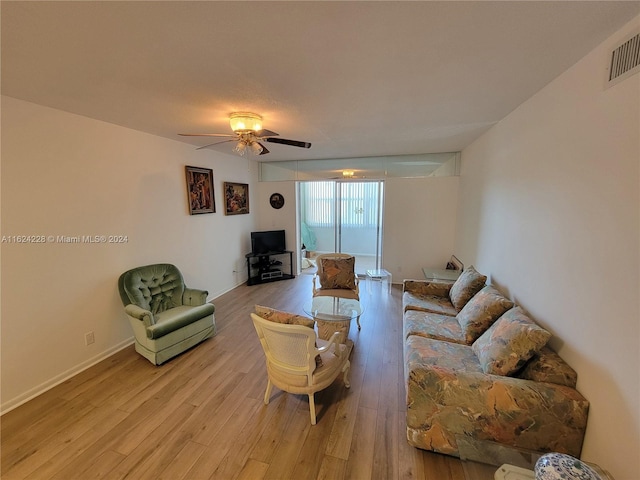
(254, 305), (322, 367)
(403, 310), (466, 344)
(402, 292), (458, 316)
(516, 346), (578, 388)
(405, 335), (484, 378)
(319, 257), (356, 290)
(403, 280), (452, 298)
(472, 307), (551, 376)
(456, 285), (514, 344)
(448, 266), (487, 310)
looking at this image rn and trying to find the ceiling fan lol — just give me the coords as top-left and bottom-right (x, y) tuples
(179, 112), (311, 156)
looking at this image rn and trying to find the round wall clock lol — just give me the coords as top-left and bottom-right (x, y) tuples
(269, 193), (285, 209)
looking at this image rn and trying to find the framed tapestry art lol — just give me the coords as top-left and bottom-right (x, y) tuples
(185, 166), (215, 215)
(224, 182), (250, 215)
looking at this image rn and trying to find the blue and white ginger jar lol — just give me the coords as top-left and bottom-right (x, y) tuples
(534, 453), (602, 480)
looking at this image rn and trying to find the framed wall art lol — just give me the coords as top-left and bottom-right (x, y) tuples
(269, 193), (285, 209)
(185, 166), (215, 215)
(224, 182), (250, 215)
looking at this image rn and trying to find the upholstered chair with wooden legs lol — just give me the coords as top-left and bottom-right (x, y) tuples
(250, 312), (351, 425)
(312, 252), (360, 300)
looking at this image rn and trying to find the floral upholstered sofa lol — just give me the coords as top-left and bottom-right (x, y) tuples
(402, 266), (589, 464)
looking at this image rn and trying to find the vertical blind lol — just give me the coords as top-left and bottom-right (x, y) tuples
(302, 181), (382, 228)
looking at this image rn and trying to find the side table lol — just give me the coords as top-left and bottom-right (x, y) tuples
(422, 268), (461, 283)
(366, 268), (392, 294)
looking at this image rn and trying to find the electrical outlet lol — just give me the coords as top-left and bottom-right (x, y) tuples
(85, 331), (95, 346)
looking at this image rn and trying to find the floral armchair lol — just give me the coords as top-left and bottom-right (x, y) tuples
(312, 253), (360, 300)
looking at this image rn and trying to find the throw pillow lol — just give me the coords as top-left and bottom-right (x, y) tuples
(254, 305), (315, 328)
(472, 306), (551, 376)
(319, 257), (356, 290)
(448, 266), (487, 310)
(456, 285), (514, 344)
(254, 305), (322, 367)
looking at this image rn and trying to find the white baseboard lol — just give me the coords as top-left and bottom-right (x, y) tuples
(1, 337), (135, 415)
(210, 280), (249, 300)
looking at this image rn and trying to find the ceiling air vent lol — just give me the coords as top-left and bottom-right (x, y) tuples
(607, 31), (640, 87)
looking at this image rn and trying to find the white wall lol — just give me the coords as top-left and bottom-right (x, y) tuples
(0, 96), (258, 412)
(455, 17), (639, 480)
(255, 181), (299, 272)
(384, 176), (459, 280)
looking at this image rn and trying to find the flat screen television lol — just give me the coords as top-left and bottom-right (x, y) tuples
(251, 230), (286, 255)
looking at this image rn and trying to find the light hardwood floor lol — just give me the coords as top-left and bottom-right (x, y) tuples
(1, 274), (497, 480)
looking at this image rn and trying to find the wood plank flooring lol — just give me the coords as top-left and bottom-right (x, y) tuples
(1, 274), (497, 480)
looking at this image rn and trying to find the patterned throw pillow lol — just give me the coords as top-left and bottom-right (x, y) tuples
(254, 305), (315, 328)
(319, 257), (356, 290)
(456, 285), (514, 344)
(448, 266), (487, 310)
(254, 305), (322, 367)
(472, 306), (551, 376)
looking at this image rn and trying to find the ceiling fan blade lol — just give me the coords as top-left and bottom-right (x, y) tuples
(258, 143), (270, 155)
(254, 129), (279, 138)
(179, 133), (236, 138)
(196, 139), (236, 150)
(265, 137), (312, 149)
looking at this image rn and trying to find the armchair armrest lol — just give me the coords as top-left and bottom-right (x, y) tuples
(403, 279), (452, 298)
(124, 304), (155, 327)
(183, 288), (209, 306)
(145, 303), (214, 339)
(318, 332), (340, 353)
(316, 331), (343, 355)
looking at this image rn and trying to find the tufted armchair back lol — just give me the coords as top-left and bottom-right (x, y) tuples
(118, 263), (186, 314)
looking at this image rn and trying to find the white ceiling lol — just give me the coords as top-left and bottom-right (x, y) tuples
(2, 1), (639, 162)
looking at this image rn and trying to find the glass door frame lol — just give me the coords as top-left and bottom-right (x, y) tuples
(297, 179), (384, 276)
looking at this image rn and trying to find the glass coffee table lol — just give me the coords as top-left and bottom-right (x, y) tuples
(303, 296), (363, 348)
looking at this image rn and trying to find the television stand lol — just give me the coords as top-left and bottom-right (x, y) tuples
(245, 251), (294, 286)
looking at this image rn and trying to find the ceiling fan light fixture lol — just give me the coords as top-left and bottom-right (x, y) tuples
(229, 112), (262, 133)
(234, 141), (248, 155)
(250, 142), (263, 155)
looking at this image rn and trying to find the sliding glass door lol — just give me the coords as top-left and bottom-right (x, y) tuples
(299, 180), (384, 275)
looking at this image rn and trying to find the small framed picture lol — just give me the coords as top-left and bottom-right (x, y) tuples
(270, 193), (285, 209)
(447, 255), (464, 271)
(224, 182), (250, 215)
(185, 166), (215, 215)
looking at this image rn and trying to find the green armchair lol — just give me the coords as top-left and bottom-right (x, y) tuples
(118, 263), (216, 365)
